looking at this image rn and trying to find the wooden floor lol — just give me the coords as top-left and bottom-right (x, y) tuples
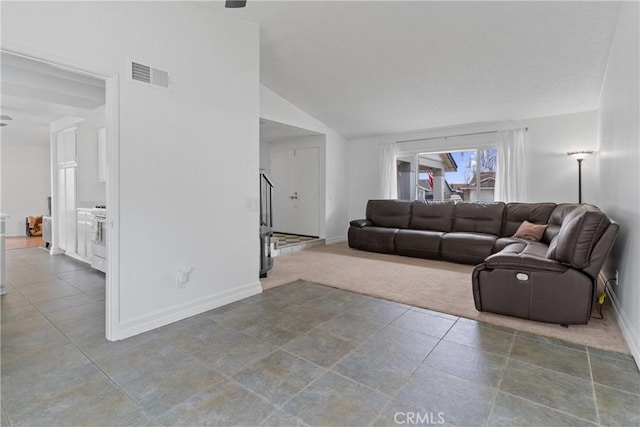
(5, 236), (45, 250)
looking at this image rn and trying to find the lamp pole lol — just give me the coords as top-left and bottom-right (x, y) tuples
(567, 150), (593, 204)
(577, 158), (583, 204)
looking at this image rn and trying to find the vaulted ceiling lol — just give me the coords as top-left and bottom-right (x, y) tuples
(213, 1), (622, 139)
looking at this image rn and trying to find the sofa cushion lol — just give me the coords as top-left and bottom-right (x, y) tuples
(544, 203), (581, 243)
(503, 203), (556, 237)
(453, 202), (505, 235)
(348, 225), (398, 254)
(409, 201), (455, 232)
(493, 237), (523, 253)
(441, 232), (498, 265)
(366, 200), (412, 229)
(546, 205), (611, 269)
(486, 241), (567, 272)
(512, 220), (548, 241)
(395, 229), (444, 260)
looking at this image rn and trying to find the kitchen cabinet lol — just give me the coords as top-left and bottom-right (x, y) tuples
(56, 128), (77, 254)
(76, 208), (93, 262)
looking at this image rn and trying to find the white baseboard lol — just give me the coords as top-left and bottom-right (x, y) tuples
(605, 281), (640, 370)
(112, 281), (262, 341)
(325, 235), (347, 245)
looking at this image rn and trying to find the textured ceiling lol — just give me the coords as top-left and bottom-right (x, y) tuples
(213, 1), (622, 139)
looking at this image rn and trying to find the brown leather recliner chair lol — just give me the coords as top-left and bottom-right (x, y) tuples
(472, 204), (618, 325)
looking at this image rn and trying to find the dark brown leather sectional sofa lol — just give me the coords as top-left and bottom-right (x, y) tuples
(348, 200), (618, 325)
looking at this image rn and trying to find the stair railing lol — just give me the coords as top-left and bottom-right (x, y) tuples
(259, 169), (274, 228)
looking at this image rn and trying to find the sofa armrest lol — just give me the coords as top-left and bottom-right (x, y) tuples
(485, 251), (569, 273)
(350, 219), (372, 228)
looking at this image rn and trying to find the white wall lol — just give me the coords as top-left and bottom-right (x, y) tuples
(260, 86), (348, 243)
(0, 140), (51, 236)
(346, 111), (598, 219)
(2, 2), (260, 339)
(259, 139), (271, 172)
(524, 112), (599, 204)
(597, 1), (640, 364)
(262, 136), (325, 174)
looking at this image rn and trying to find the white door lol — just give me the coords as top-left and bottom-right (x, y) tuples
(294, 147), (319, 235)
(271, 150), (295, 233)
(270, 147), (320, 236)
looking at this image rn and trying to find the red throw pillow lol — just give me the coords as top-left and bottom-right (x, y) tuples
(512, 220), (548, 242)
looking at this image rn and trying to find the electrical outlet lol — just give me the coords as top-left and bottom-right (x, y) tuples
(176, 267), (193, 289)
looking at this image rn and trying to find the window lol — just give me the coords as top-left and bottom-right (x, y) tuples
(397, 149), (497, 202)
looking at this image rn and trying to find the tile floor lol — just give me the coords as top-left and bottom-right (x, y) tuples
(2, 247), (639, 426)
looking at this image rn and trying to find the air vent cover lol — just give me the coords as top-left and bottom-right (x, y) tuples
(131, 61), (171, 89)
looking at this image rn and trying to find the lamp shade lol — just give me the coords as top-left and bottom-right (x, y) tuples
(567, 150), (594, 160)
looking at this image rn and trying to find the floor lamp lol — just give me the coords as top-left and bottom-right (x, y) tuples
(567, 150), (594, 203)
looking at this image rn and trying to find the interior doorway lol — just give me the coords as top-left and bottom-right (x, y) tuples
(1, 49), (118, 339)
(270, 147), (320, 237)
(259, 119), (325, 239)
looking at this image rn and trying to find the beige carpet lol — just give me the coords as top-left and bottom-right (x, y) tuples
(261, 242), (629, 354)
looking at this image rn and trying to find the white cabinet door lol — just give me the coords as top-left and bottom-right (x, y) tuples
(77, 211), (86, 258)
(76, 209), (93, 262)
(64, 168), (77, 255)
(56, 128), (78, 254)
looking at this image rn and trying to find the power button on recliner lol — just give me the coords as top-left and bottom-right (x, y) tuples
(516, 273), (529, 281)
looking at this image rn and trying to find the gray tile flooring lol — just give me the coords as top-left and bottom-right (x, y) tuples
(2, 247), (639, 426)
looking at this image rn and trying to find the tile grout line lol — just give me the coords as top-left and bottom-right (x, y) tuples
(359, 316), (470, 425)
(494, 333), (603, 425)
(483, 329), (517, 427)
(1, 401), (13, 427)
(498, 390), (604, 425)
(272, 314), (391, 409)
(587, 348), (603, 426)
(585, 352), (640, 396)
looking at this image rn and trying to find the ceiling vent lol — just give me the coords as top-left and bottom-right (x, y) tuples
(130, 61), (171, 89)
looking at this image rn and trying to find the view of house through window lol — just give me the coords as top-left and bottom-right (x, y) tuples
(397, 149), (497, 202)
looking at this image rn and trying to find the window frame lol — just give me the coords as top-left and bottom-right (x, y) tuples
(394, 135), (497, 202)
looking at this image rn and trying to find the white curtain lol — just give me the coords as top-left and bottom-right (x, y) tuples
(379, 143), (398, 199)
(494, 128), (527, 202)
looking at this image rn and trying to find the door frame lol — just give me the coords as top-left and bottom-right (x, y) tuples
(269, 140), (324, 238)
(1, 46), (121, 341)
(269, 145), (322, 237)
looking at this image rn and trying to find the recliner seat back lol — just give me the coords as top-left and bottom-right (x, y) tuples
(409, 201), (455, 232)
(544, 203), (581, 243)
(502, 203), (556, 237)
(366, 200), (412, 229)
(452, 202), (505, 235)
(546, 204), (612, 270)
